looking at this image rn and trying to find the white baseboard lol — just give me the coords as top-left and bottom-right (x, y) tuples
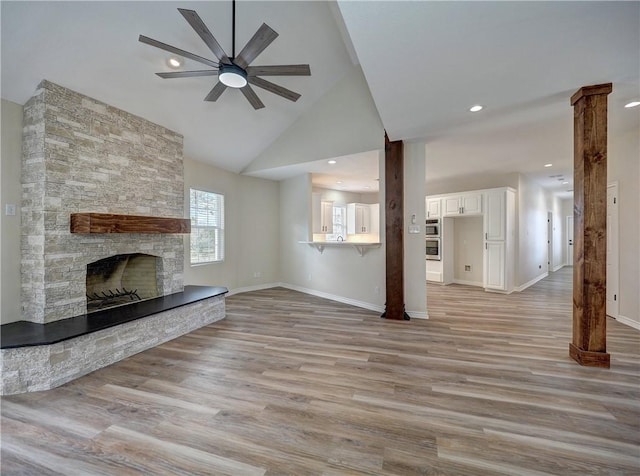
(407, 310), (429, 319)
(279, 283), (385, 314)
(552, 264), (564, 272)
(515, 272), (549, 292)
(227, 282), (280, 296)
(453, 279), (483, 287)
(426, 271), (442, 282)
(614, 314), (640, 331)
(229, 282), (427, 319)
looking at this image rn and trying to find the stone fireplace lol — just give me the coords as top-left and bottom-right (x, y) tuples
(0, 80), (227, 395)
(21, 80), (185, 323)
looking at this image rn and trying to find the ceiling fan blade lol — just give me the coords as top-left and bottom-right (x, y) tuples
(139, 35), (218, 68)
(156, 70), (218, 79)
(240, 84), (265, 110)
(178, 9), (231, 65)
(248, 76), (301, 102)
(234, 23), (278, 69)
(204, 82), (227, 102)
(246, 64), (311, 77)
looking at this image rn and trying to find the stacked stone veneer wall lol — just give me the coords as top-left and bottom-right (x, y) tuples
(0, 295), (225, 395)
(22, 80), (185, 323)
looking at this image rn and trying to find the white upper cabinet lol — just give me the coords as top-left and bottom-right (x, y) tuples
(426, 198), (441, 218)
(312, 193), (333, 234)
(348, 203), (372, 234)
(484, 190), (506, 241)
(442, 192), (482, 216)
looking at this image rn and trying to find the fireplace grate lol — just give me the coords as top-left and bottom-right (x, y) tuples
(87, 288), (141, 312)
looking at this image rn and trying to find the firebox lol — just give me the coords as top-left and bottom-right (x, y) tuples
(86, 253), (162, 313)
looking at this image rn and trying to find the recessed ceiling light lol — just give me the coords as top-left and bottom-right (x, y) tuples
(544, 163), (553, 167)
(328, 160), (337, 165)
(336, 181), (343, 184)
(624, 101), (640, 108)
(167, 57), (182, 69)
(562, 181), (569, 185)
(469, 105), (483, 112)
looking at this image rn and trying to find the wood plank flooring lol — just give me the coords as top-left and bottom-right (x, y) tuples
(2, 267), (639, 475)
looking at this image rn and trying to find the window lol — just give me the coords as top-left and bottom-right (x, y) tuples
(326, 204), (347, 241)
(190, 188), (224, 264)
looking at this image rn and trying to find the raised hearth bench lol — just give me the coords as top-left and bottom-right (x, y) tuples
(0, 286), (227, 395)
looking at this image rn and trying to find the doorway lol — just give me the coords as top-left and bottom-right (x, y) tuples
(566, 215), (574, 266)
(607, 182), (619, 318)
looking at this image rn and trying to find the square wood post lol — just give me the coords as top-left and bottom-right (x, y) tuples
(569, 83), (612, 368)
(382, 133), (409, 320)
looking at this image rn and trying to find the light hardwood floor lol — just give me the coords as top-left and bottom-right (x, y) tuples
(2, 267), (639, 475)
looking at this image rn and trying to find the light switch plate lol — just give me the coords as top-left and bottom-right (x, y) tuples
(5, 204), (16, 216)
(408, 224), (420, 234)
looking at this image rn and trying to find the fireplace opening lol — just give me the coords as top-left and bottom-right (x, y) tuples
(86, 253), (162, 313)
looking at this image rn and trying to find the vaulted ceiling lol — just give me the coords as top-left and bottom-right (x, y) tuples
(2, 1), (638, 197)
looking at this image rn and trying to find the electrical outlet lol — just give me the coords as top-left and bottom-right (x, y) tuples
(253, 271), (261, 278)
(5, 204), (16, 216)
(374, 286), (380, 295)
(465, 265), (471, 272)
(308, 273), (312, 281)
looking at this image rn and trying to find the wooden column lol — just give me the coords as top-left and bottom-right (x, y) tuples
(382, 133), (409, 320)
(569, 83), (612, 368)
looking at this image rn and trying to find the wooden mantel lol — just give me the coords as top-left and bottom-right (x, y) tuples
(70, 213), (190, 234)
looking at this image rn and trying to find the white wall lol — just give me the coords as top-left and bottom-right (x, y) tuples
(516, 174), (552, 287)
(183, 158), (280, 293)
(243, 65), (384, 175)
(452, 217), (484, 285)
(403, 142), (428, 318)
(609, 126), (640, 326)
(1, 99), (23, 324)
(280, 173), (386, 312)
(426, 171), (520, 196)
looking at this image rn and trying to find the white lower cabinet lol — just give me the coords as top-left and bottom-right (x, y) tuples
(484, 241), (505, 290)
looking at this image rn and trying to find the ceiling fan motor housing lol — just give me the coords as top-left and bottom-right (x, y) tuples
(219, 63), (248, 88)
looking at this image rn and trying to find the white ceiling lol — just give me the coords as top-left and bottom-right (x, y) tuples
(2, 1), (639, 198)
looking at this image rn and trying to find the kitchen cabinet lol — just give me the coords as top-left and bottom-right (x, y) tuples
(482, 188), (515, 293)
(484, 241), (505, 290)
(312, 193), (333, 234)
(426, 198), (441, 218)
(348, 203), (372, 234)
(426, 187), (514, 292)
(484, 190), (506, 241)
(442, 192), (482, 216)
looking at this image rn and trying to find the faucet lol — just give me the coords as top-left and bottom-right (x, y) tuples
(337, 235), (344, 242)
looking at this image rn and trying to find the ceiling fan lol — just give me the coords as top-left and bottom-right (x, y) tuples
(139, 1), (311, 110)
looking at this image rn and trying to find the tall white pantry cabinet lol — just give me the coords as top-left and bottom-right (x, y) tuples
(483, 188), (516, 293)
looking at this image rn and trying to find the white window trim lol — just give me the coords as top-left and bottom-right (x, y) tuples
(190, 188), (225, 265)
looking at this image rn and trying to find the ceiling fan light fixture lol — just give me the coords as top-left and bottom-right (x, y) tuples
(167, 57), (182, 69)
(624, 101), (640, 108)
(219, 63), (248, 88)
(469, 104), (483, 112)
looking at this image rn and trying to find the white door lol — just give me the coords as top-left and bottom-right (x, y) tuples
(566, 216), (574, 266)
(443, 197), (461, 216)
(547, 212), (553, 272)
(484, 241), (505, 290)
(461, 193), (482, 215)
(607, 183), (619, 317)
